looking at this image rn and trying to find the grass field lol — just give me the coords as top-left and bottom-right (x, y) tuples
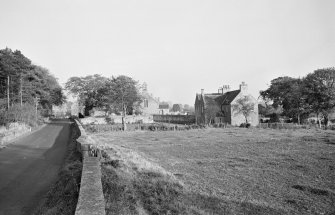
(93, 127), (335, 214)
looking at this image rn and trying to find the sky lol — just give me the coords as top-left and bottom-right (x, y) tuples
(1, 0), (334, 105)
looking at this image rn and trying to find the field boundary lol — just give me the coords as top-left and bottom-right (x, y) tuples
(74, 119), (105, 215)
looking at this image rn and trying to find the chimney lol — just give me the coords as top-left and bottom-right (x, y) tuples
(221, 85), (230, 94)
(201, 89), (204, 95)
(239, 82), (248, 94)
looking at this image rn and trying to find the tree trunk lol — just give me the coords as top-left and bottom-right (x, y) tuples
(20, 76), (23, 107)
(324, 115), (329, 130)
(122, 104), (127, 131)
(7, 75), (10, 110)
(297, 114), (300, 125)
(317, 113), (322, 129)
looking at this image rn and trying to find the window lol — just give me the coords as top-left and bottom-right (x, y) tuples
(144, 99), (148, 108)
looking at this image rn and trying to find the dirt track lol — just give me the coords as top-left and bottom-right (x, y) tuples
(0, 119), (72, 215)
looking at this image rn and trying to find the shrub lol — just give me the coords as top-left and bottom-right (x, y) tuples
(0, 104), (42, 127)
(240, 123), (251, 128)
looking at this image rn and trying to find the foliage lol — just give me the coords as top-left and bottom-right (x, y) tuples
(260, 77), (308, 124)
(65, 74), (109, 115)
(0, 104), (41, 126)
(172, 104), (182, 112)
(65, 75), (142, 118)
(232, 95), (255, 124)
(106, 75), (142, 116)
(303, 68), (335, 126)
(260, 68), (335, 126)
(0, 48), (65, 114)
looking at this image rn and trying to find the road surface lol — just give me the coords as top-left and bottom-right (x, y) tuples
(0, 119), (72, 215)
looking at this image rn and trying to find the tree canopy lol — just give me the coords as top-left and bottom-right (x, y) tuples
(303, 68), (335, 125)
(65, 74), (142, 116)
(260, 67), (335, 125)
(0, 48), (65, 111)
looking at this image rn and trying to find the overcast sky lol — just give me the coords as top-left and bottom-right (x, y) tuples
(1, 0), (334, 105)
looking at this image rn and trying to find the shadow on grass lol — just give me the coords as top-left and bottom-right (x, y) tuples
(101, 162), (283, 215)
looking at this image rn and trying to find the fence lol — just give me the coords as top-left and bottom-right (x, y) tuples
(257, 123), (322, 129)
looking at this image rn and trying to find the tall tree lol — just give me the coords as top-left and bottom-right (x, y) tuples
(0, 48), (65, 111)
(65, 74), (109, 115)
(106, 75), (142, 130)
(303, 68), (335, 127)
(260, 77), (308, 124)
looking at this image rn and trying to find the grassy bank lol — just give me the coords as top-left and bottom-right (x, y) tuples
(101, 145), (282, 214)
(95, 127), (335, 214)
(32, 120), (82, 215)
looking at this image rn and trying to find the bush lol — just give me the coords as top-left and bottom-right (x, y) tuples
(0, 104), (42, 127)
(239, 123), (251, 128)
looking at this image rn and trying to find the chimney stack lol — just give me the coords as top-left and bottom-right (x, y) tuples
(201, 89), (204, 95)
(239, 82), (248, 94)
(221, 85), (230, 94)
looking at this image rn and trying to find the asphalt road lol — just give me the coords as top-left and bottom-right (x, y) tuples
(0, 119), (72, 215)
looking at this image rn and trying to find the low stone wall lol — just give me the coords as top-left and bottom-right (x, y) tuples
(74, 120), (105, 215)
(80, 115), (154, 125)
(153, 114), (196, 125)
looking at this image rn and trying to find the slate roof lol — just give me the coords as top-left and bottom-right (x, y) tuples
(199, 90), (240, 107)
(215, 90), (241, 105)
(159, 104), (169, 109)
(203, 94), (221, 107)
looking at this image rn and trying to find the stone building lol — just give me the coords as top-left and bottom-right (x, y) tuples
(194, 82), (259, 126)
(140, 84), (160, 115)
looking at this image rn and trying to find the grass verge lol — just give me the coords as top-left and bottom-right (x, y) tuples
(101, 148), (282, 215)
(32, 121), (83, 215)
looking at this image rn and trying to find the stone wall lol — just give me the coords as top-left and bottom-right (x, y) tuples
(153, 114), (196, 124)
(74, 120), (105, 215)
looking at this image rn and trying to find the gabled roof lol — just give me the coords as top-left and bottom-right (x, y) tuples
(196, 89), (241, 108)
(215, 90), (241, 105)
(197, 90), (240, 108)
(142, 91), (159, 104)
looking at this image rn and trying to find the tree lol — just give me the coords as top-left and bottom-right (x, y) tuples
(260, 77), (308, 124)
(106, 75), (142, 130)
(65, 74), (142, 125)
(172, 104), (182, 112)
(0, 48), (65, 125)
(65, 74), (109, 115)
(303, 68), (335, 127)
(0, 48), (65, 114)
(232, 95), (255, 124)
